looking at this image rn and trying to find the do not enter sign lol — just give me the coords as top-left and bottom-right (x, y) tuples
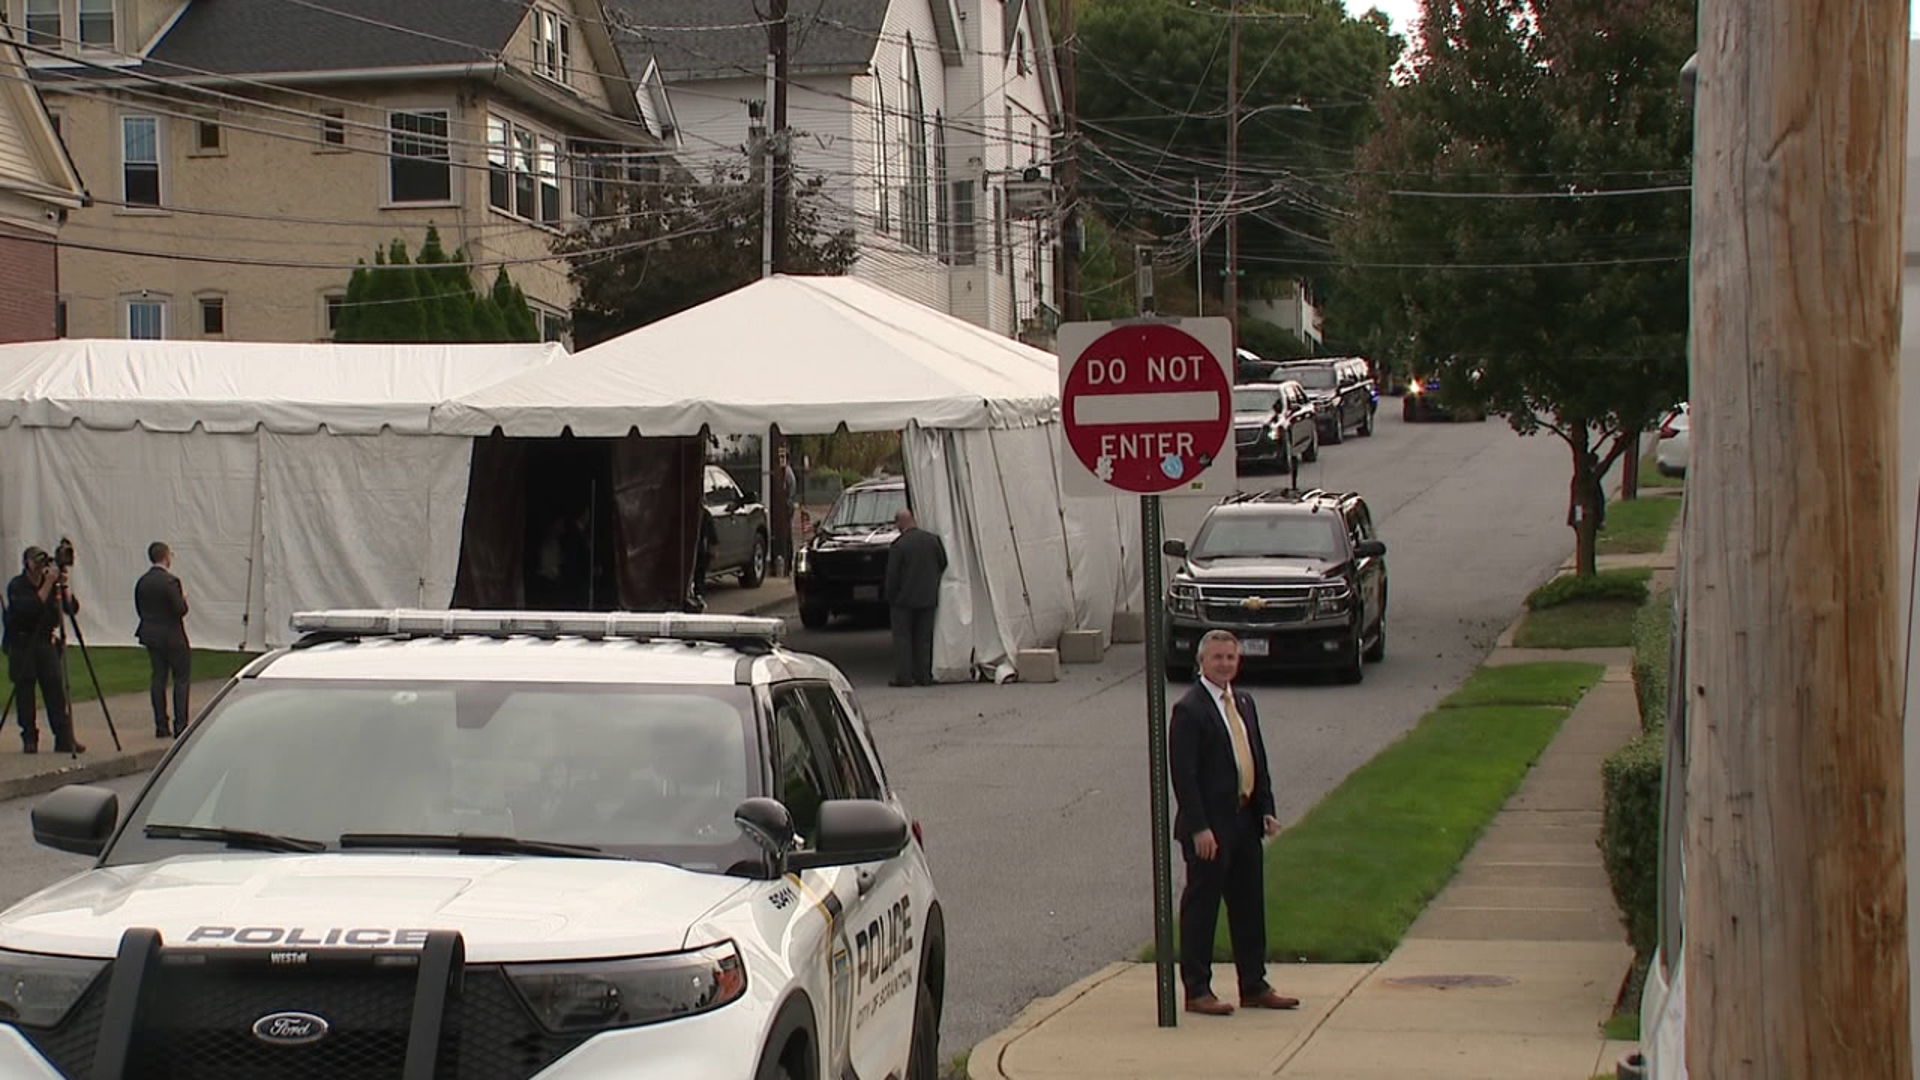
(1057, 319), (1237, 497)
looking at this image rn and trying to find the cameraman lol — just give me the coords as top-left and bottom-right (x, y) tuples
(4, 547), (83, 754)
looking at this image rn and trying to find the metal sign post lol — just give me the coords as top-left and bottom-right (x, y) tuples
(1057, 314), (1235, 1029)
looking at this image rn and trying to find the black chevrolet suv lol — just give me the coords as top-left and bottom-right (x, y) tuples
(1162, 488), (1388, 683)
(1274, 359), (1376, 444)
(794, 475), (910, 629)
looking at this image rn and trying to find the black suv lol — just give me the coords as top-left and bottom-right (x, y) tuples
(1231, 380), (1319, 473)
(1274, 359), (1375, 443)
(794, 475), (910, 629)
(1162, 488), (1388, 683)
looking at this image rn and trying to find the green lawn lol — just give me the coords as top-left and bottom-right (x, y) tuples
(64, 647), (258, 703)
(1596, 497), (1682, 556)
(1604, 1011), (1641, 1041)
(1512, 600), (1642, 648)
(1442, 662), (1608, 709)
(1147, 662), (1604, 964)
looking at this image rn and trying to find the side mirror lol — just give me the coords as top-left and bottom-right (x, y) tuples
(733, 797), (796, 873)
(32, 785), (118, 857)
(1162, 538), (1188, 559)
(788, 800), (910, 871)
(1354, 539), (1387, 559)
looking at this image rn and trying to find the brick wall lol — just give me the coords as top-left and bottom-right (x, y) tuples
(0, 225), (57, 343)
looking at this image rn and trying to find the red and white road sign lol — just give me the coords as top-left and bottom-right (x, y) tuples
(1057, 318), (1237, 497)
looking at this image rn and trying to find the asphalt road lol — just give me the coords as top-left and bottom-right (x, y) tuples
(0, 405), (1581, 1062)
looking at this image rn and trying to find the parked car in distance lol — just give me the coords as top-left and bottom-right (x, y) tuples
(1273, 359), (1375, 443)
(795, 475), (911, 629)
(1232, 381), (1319, 473)
(1656, 402), (1689, 476)
(702, 464), (769, 587)
(1401, 373), (1489, 422)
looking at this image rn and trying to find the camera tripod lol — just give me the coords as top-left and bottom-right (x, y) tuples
(0, 586), (122, 757)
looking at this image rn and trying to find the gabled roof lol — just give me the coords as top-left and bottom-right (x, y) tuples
(608, 0), (960, 83)
(146, 0), (528, 76)
(1005, 0), (1062, 121)
(0, 33), (86, 214)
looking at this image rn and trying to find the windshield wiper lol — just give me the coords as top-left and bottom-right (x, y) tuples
(337, 832), (632, 861)
(145, 823), (327, 853)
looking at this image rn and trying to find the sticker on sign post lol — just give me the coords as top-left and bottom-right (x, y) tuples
(1057, 320), (1237, 497)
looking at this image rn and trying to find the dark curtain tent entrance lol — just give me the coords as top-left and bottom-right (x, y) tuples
(452, 431), (705, 613)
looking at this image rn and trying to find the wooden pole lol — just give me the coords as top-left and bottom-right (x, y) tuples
(1056, 0), (1081, 323)
(1222, 0), (1240, 349)
(1685, 1), (1910, 1075)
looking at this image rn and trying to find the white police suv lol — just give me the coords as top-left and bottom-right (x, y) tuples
(0, 610), (944, 1080)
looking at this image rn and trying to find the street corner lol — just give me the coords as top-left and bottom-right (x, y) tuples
(977, 962), (1374, 1080)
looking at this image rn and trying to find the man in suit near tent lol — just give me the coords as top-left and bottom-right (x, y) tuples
(884, 508), (946, 687)
(134, 541), (191, 737)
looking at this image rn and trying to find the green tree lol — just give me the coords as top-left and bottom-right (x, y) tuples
(558, 159), (858, 347)
(1335, 0), (1694, 575)
(1073, 0), (1398, 313)
(332, 229), (539, 343)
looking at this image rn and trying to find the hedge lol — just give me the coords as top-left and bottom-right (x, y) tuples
(1526, 567), (1652, 611)
(1600, 727), (1664, 963)
(1631, 588), (1674, 734)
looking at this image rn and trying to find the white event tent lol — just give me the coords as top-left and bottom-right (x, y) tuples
(0, 339), (564, 650)
(436, 275), (1144, 682)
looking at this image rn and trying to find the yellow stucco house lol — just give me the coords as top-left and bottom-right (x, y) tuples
(11, 0), (672, 344)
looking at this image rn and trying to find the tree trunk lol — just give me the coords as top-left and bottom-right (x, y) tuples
(1621, 431), (1641, 499)
(1567, 432), (1600, 576)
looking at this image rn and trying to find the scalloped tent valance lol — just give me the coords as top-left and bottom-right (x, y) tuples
(0, 340), (567, 435)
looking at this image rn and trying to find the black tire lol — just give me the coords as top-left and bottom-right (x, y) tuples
(907, 978), (941, 1080)
(1402, 398), (1416, 423)
(1364, 617), (1386, 663)
(740, 532), (768, 588)
(1335, 625), (1365, 684)
(1166, 662), (1195, 684)
(1303, 431), (1319, 463)
(1357, 407), (1373, 437)
(799, 603), (830, 630)
(1326, 418), (1344, 445)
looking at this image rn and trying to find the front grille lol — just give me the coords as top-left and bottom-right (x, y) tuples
(1202, 601), (1311, 625)
(1191, 583), (1320, 627)
(19, 941), (589, 1080)
(1234, 426), (1264, 446)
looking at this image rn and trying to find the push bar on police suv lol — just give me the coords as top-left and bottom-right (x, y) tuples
(289, 609), (786, 645)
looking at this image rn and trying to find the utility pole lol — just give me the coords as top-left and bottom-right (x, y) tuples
(1221, 0), (1240, 349)
(1056, 0), (1081, 323)
(770, 0), (791, 274)
(1684, 0), (1910, 1076)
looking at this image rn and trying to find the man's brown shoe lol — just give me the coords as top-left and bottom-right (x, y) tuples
(1241, 989), (1301, 1010)
(1184, 995), (1235, 1016)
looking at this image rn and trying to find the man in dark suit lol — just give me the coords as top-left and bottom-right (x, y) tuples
(1169, 629), (1300, 1016)
(134, 541), (191, 738)
(4, 547), (83, 754)
(883, 508), (946, 687)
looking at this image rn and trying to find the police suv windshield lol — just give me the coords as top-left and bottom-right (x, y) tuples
(108, 680), (762, 873)
(1194, 513), (1345, 560)
(826, 486), (908, 530)
(1283, 366), (1339, 390)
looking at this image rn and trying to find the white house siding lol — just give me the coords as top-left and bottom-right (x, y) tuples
(843, 0), (951, 313)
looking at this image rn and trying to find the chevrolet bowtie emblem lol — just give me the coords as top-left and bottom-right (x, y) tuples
(1242, 596), (1267, 611)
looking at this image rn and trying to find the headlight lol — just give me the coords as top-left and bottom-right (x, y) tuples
(0, 949), (107, 1028)
(505, 941), (747, 1033)
(1169, 582), (1199, 616)
(1407, 379), (1423, 395)
(795, 547), (810, 574)
(1313, 585), (1352, 616)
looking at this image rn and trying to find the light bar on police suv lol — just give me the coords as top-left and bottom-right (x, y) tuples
(289, 609), (785, 645)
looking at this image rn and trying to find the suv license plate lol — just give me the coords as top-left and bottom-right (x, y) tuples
(854, 585), (880, 601)
(1240, 638), (1270, 657)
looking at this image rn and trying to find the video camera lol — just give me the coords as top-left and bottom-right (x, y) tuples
(53, 538), (73, 570)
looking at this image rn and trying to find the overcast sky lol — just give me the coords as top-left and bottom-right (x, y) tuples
(1359, 2), (1920, 47)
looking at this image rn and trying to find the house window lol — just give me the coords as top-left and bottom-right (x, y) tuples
(319, 109), (346, 147)
(533, 8), (572, 82)
(24, 0), (57, 47)
(121, 114), (160, 207)
(198, 296), (225, 336)
(388, 109), (451, 204)
(487, 114), (563, 224)
(949, 179), (976, 266)
(994, 187), (1007, 273)
(1015, 30), (1029, 75)
(323, 292), (346, 338)
(125, 297), (166, 340)
(194, 117), (222, 153)
(874, 76), (889, 234)
(538, 308), (566, 344)
(902, 42), (931, 253)
(78, 0), (112, 46)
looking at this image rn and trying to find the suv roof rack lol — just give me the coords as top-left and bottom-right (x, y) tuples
(1219, 487), (1351, 508)
(289, 609), (785, 651)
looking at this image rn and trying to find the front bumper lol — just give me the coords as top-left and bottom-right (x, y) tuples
(1167, 611), (1357, 669)
(794, 570), (887, 609)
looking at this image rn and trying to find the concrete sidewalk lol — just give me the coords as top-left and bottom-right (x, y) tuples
(968, 660), (1643, 1080)
(0, 583), (805, 804)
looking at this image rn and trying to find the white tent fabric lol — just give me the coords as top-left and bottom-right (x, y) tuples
(435, 276), (1063, 437)
(0, 340), (563, 649)
(433, 276), (1142, 682)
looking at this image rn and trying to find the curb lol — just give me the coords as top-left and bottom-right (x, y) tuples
(0, 747), (168, 803)
(967, 962), (1133, 1080)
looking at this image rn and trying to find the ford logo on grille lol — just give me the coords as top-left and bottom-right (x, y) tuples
(252, 1011), (329, 1046)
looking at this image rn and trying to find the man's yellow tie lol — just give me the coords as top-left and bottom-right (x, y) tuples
(1223, 688), (1256, 802)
